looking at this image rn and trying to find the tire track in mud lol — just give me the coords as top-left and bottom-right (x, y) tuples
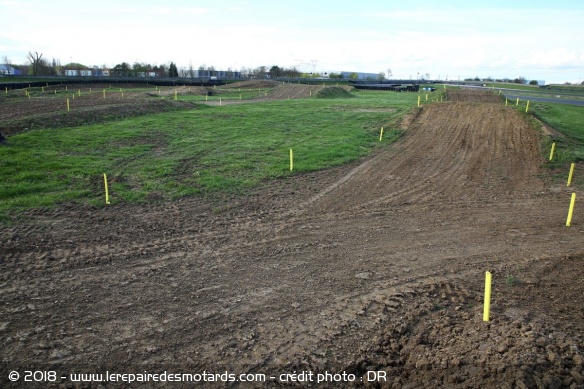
(304, 102), (543, 214)
(2, 93), (583, 387)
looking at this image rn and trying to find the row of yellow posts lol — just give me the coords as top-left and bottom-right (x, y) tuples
(480, 87), (579, 322)
(548, 142), (578, 226)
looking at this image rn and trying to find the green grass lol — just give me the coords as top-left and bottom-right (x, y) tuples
(530, 102), (584, 164)
(0, 90), (417, 221)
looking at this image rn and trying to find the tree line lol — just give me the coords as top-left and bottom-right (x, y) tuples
(2, 51), (309, 79)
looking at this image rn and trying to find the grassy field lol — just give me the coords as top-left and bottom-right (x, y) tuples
(0, 90), (417, 222)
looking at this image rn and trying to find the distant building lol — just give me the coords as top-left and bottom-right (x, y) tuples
(194, 70), (242, 78)
(0, 64), (16, 75)
(340, 71), (380, 80)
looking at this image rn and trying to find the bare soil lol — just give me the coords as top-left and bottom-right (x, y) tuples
(0, 84), (200, 136)
(1, 88), (583, 388)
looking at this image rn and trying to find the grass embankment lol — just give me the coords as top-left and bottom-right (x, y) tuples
(0, 90), (416, 222)
(530, 103), (584, 164)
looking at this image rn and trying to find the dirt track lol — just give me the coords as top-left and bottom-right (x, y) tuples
(1, 88), (583, 388)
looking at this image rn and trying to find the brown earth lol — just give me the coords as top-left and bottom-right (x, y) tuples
(1, 88), (583, 388)
(0, 84), (203, 137)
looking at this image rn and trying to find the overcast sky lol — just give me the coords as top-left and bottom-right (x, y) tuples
(1, 0), (582, 83)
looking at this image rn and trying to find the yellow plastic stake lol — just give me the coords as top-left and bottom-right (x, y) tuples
(425, 93), (428, 101)
(103, 173), (111, 205)
(525, 100), (530, 113)
(379, 127), (384, 141)
(66, 98), (70, 112)
(78, 89), (81, 97)
(290, 149), (294, 171)
(483, 271), (492, 321)
(567, 163), (575, 186)
(549, 143), (556, 161)
(566, 193), (576, 226)
(516, 97), (519, 106)
(505, 97), (508, 106)
(417, 95), (420, 107)
(205, 94), (208, 102)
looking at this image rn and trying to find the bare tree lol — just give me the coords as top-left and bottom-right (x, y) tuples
(27, 51), (44, 76)
(188, 61), (195, 78)
(2, 55), (12, 74)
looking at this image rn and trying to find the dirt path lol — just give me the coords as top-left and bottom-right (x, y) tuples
(1, 91), (583, 388)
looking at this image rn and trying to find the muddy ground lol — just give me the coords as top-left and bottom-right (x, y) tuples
(0, 86), (583, 388)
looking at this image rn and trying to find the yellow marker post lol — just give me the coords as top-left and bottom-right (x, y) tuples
(549, 143), (556, 161)
(174, 91), (177, 101)
(425, 93), (428, 101)
(567, 163), (575, 186)
(483, 271), (492, 322)
(505, 97), (508, 106)
(379, 127), (384, 141)
(516, 97), (519, 106)
(290, 149), (294, 171)
(78, 89), (81, 97)
(66, 98), (70, 112)
(566, 193), (576, 226)
(417, 95), (420, 107)
(525, 100), (530, 113)
(205, 94), (208, 102)
(42, 86), (44, 92)
(103, 174), (111, 205)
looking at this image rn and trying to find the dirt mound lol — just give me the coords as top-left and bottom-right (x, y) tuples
(226, 80), (280, 89)
(315, 86), (355, 98)
(306, 101), (543, 214)
(446, 88), (502, 103)
(0, 98), (198, 136)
